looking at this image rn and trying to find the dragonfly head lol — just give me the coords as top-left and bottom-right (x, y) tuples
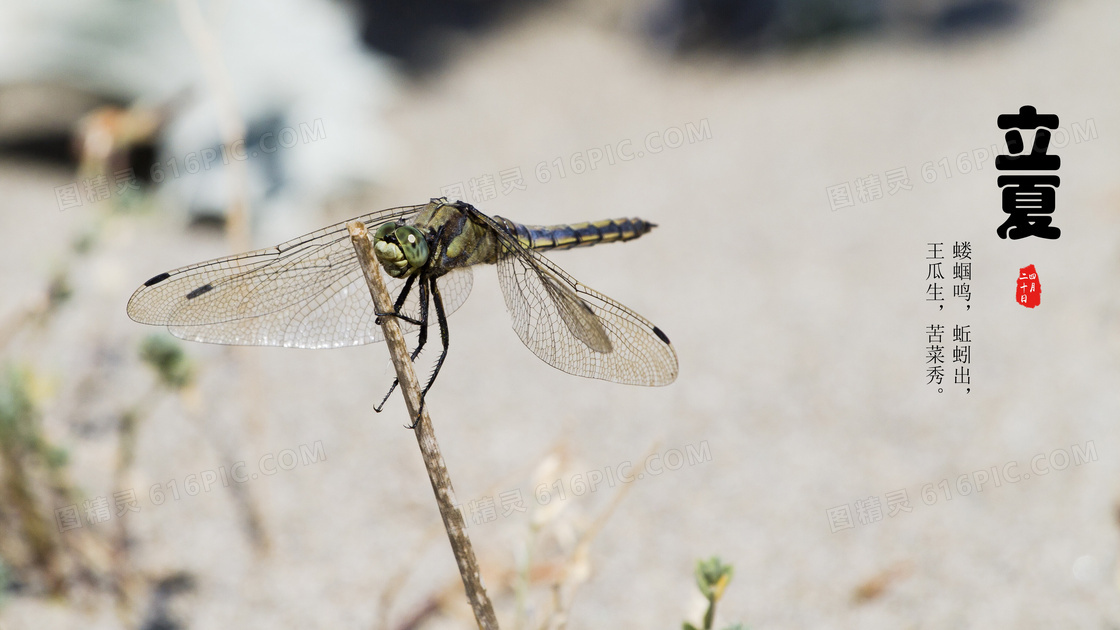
(373, 222), (430, 277)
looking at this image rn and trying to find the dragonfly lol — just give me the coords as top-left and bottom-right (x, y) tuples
(127, 198), (678, 414)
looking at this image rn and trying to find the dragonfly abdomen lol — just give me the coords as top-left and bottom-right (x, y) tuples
(497, 217), (655, 252)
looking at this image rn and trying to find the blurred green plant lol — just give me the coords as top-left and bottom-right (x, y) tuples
(684, 556), (744, 630)
(71, 230), (97, 256)
(45, 270), (73, 312)
(0, 367), (69, 471)
(0, 557), (10, 607)
(0, 362), (159, 605)
(139, 334), (194, 389)
(0, 268), (73, 352)
(118, 334), (193, 512)
(0, 366), (72, 595)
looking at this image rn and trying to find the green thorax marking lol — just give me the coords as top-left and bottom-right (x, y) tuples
(395, 201), (502, 275)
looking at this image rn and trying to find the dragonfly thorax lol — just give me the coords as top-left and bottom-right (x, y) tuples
(373, 222), (430, 277)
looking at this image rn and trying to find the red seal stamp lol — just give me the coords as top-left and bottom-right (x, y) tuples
(1016, 265), (1040, 308)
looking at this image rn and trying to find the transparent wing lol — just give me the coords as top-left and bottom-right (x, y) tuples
(471, 210), (678, 386)
(126, 204), (473, 348)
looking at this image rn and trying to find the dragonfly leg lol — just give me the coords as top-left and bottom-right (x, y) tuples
(375, 273), (425, 326)
(410, 279), (430, 362)
(413, 275), (451, 425)
(374, 276), (431, 415)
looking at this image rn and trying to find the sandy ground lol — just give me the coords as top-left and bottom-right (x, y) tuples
(2, 0), (1120, 627)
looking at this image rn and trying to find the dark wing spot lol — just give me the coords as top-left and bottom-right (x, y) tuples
(653, 326), (671, 345)
(185, 283), (214, 300)
(144, 272), (171, 286)
(581, 299), (595, 314)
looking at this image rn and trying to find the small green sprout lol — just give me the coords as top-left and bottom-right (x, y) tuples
(683, 556), (744, 630)
(139, 334), (194, 389)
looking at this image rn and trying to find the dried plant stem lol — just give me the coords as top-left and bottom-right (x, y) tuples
(173, 0), (250, 249)
(174, 0), (271, 555)
(347, 222), (499, 630)
(172, 6), (253, 320)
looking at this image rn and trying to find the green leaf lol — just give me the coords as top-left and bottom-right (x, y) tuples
(140, 334), (194, 389)
(695, 556), (734, 601)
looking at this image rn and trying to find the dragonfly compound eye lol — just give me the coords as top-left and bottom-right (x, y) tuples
(395, 226), (430, 270)
(373, 224), (429, 277)
(373, 221), (398, 242)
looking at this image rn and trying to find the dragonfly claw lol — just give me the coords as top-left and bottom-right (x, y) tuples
(375, 310), (425, 326)
(405, 400), (426, 429)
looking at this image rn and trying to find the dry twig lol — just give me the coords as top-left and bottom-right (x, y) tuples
(348, 221), (499, 629)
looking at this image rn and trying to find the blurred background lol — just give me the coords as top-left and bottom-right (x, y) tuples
(0, 0), (1118, 627)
